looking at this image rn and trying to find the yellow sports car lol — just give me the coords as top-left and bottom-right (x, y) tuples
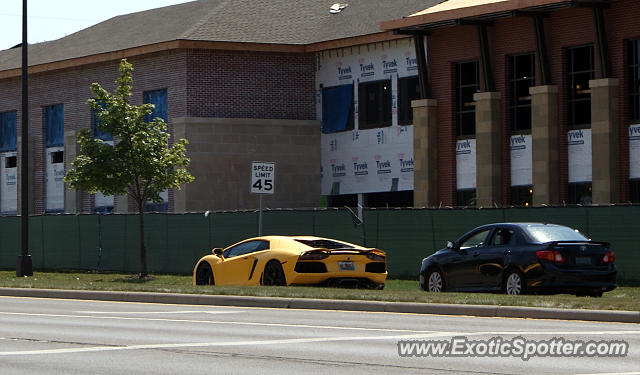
(193, 236), (387, 289)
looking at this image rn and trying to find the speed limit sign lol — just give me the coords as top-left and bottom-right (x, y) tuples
(250, 161), (275, 194)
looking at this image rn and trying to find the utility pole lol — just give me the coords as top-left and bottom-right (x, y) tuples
(17, 0), (32, 277)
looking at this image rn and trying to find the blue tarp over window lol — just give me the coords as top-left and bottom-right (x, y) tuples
(322, 84), (353, 134)
(144, 89), (168, 123)
(92, 103), (112, 141)
(44, 104), (64, 148)
(0, 111), (17, 152)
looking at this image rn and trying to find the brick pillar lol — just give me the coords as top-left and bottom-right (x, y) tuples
(64, 130), (83, 213)
(590, 78), (619, 204)
(474, 92), (501, 207)
(411, 99), (438, 207)
(16, 136), (35, 214)
(530, 85), (559, 206)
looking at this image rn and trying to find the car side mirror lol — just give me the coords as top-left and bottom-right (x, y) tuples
(446, 241), (455, 249)
(213, 248), (224, 257)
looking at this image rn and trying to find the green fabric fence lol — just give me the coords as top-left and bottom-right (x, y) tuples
(0, 206), (638, 282)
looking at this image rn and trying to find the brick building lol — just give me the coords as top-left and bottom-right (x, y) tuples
(383, 0), (640, 207)
(0, 0), (436, 213)
(1, 0), (637, 214)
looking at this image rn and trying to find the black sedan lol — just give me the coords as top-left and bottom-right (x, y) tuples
(419, 223), (617, 297)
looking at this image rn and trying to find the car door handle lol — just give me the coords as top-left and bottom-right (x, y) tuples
(503, 249), (511, 255)
(472, 251), (480, 257)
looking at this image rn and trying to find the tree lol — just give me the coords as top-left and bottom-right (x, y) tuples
(64, 59), (194, 277)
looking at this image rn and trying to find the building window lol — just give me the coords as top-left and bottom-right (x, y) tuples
(510, 186), (533, 206)
(568, 182), (592, 205)
(509, 53), (535, 132)
(144, 89), (168, 123)
(457, 188), (476, 207)
(358, 79), (391, 129)
(628, 40), (640, 122)
(92, 103), (113, 141)
(631, 180), (640, 203)
(322, 84), (354, 133)
(0, 111), (17, 153)
(398, 76), (421, 125)
(567, 45), (594, 129)
(455, 61), (479, 137)
(44, 104), (64, 148)
(365, 191), (414, 208)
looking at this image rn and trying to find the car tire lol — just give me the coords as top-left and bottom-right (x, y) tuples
(195, 262), (214, 285)
(262, 260), (286, 286)
(426, 268), (445, 293)
(504, 270), (524, 295)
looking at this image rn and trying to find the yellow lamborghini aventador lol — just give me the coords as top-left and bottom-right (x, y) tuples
(193, 236), (387, 289)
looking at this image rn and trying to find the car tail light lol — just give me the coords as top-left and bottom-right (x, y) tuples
(601, 251), (615, 264)
(536, 250), (564, 263)
(366, 253), (385, 262)
(299, 251), (328, 260)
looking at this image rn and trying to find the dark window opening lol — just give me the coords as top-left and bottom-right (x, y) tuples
(630, 179), (640, 203)
(398, 76), (421, 125)
(628, 40), (640, 122)
(145, 202), (168, 213)
(457, 189), (476, 207)
(568, 182), (592, 205)
(358, 80), (392, 129)
(5, 156), (17, 168)
(326, 191), (414, 209)
(455, 61), (479, 137)
(326, 194), (357, 208)
(567, 45), (594, 129)
(144, 89), (168, 123)
(94, 206), (114, 214)
(44, 104), (64, 148)
(510, 185), (533, 206)
(322, 84), (354, 133)
(50, 151), (63, 164)
(0, 110), (17, 152)
(509, 53), (535, 132)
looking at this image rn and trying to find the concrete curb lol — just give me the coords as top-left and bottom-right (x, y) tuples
(1, 287), (638, 324)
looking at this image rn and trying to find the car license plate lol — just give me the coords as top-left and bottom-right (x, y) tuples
(575, 257), (592, 265)
(339, 261), (355, 271)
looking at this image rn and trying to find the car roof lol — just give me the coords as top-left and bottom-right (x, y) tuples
(478, 222), (569, 229)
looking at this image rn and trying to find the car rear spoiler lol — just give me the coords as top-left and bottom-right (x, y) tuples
(304, 248), (386, 256)
(544, 240), (610, 248)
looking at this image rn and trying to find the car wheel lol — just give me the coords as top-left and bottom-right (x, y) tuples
(504, 270), (524, 295)
(426, 269), (445, 293)
(195, 262), (214, 285)
(263, 260), (286, 286)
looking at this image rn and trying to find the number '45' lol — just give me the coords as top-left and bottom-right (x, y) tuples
(253, 179), (273, 191)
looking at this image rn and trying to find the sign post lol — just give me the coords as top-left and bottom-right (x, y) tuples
(250, 161), (275, 236)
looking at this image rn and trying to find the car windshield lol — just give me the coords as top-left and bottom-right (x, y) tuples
(524, 225), (589, 243)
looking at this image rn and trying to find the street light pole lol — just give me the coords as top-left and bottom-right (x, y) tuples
(17, 0), (32, 277)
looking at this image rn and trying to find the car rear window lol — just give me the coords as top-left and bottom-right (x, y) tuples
(524, 225), (589, 243)
(295, 239), (354, 249)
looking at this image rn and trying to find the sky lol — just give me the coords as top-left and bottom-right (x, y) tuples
(0, 0), (194, 51)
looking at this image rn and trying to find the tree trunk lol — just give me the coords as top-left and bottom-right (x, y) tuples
(138, 202), (148, 278)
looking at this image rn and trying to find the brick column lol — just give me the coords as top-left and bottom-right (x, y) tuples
(64, 130), (83, 213)
(530, 85), (559, 206)
(474, 92), (501, 207)
(411, 99), (438, 207)
(590, 78), (619, 204)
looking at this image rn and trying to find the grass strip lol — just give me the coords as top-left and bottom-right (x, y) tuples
(0, 271), (637, 311)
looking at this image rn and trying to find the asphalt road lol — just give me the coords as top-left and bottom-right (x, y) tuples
(0, 296), (638, 375)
